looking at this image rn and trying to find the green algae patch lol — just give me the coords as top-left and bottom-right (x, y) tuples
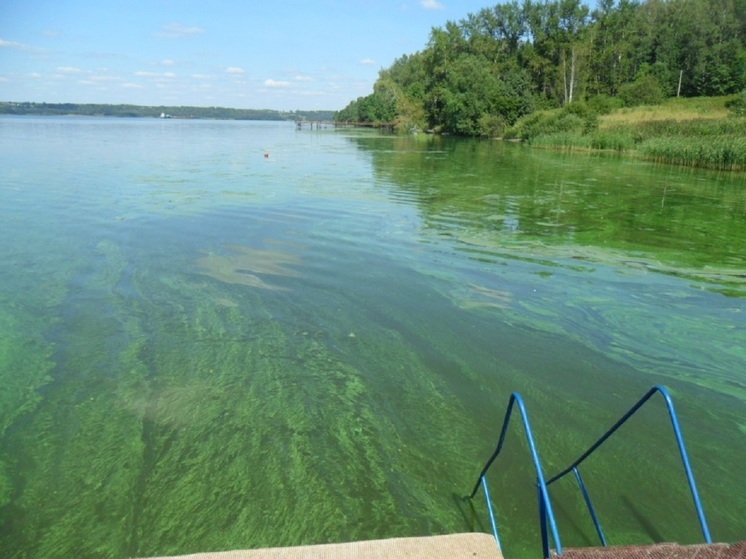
(0, 246), (497, 557)
(0, 308), (55, 513)
(195, 244), (301, 290)
(1, 119), (744, 559)
(123, 270), (485, 556)
(454, 283), (513, 311)
(0, 308), (55, 439)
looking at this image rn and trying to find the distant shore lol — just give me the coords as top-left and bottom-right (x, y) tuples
(0, 101), (335, 122)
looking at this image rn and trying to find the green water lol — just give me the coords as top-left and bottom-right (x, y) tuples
(0, 117), (743, 558)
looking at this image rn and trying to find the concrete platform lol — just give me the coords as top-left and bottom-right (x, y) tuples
(142, 533), (503, 559)
(141, 537), (746, 559)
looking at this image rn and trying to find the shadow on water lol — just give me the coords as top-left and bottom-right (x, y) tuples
(451, 492), (489, 534)
(621, 495), (666, 543)
(551, 496), (597, 548)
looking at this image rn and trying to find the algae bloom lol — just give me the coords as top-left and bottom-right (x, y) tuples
(195, 244), (300, 290)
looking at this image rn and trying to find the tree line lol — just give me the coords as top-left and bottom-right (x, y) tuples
(0, 102), (335, 122)
(335, 0), (746, 136)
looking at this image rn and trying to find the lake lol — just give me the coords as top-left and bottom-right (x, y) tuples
(0, 116), (743, 558)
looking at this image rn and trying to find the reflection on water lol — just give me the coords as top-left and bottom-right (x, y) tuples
(353, 134), (746, 292)
(0, 117), (743, 559)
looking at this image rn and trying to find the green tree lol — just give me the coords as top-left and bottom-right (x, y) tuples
(587, 0), (641, 95)
(337, 0), (746, 136)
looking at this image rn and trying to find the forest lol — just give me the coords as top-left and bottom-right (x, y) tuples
(335, 0), (746, 137)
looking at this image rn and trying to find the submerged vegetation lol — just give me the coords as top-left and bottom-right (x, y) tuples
(1, 117), (744, 557)
(195, 245), (301, 290)
(336, 0), (746, 170)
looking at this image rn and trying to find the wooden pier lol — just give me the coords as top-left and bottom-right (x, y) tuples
(295, 120), (332, 130)
(295, 120), (396, 131)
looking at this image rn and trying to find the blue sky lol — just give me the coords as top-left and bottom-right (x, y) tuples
(1, 1), (594, 111)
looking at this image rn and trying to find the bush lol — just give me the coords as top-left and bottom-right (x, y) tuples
(587, 94), (623, 115)
(725, 90), (746, 116)
(478, 114), (507, 138)
(504, 104), (597, 142)
(618, 75), (665, 107)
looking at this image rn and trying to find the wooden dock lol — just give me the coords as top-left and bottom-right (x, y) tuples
(295, 120), (331, 130)
(295, 120), (396, 131)
(332, 121), (396, 130)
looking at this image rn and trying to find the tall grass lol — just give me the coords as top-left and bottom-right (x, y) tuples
(506, 95), (746, 171)
(600, 95), (735, 125)
(530, 132), (592, 150)
(639, 137), (746, 171)
(589, 131), (635, 151)
(626, 118), (746, 139)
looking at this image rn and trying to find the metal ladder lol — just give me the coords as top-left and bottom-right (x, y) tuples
(469, 385), (712, 558)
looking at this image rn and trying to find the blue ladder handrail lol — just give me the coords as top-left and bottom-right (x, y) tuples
(544, 385), (712, 545)
(469, 385), (712, 558)
(469, 392), (563, 557)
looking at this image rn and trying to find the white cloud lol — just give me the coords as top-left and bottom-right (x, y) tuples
(264, 79), (292, 88)
(359, 58), (376, 65)
(226, 67), (245, 75)
(135, 71), (177, 82)
(294, 75), (312, 82)
(156, 23), (205, 39)
(56, 66), (84, 74)
(191, 73), (213, 80)
(121, 82), (143, 89)
(161, 59), (175, 66)
(0, 38), (42, 52)
(90, 74), (121, 82)
(420, 0), (444, 9)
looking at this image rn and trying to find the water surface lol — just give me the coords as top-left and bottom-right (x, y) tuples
(0, 117), (744, 558)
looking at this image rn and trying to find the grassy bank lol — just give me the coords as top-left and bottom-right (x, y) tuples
(504, 95), (746, 171)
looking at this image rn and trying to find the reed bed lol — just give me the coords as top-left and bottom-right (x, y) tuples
(639, 137), (746, 171)
(529, 131), (592, 150)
